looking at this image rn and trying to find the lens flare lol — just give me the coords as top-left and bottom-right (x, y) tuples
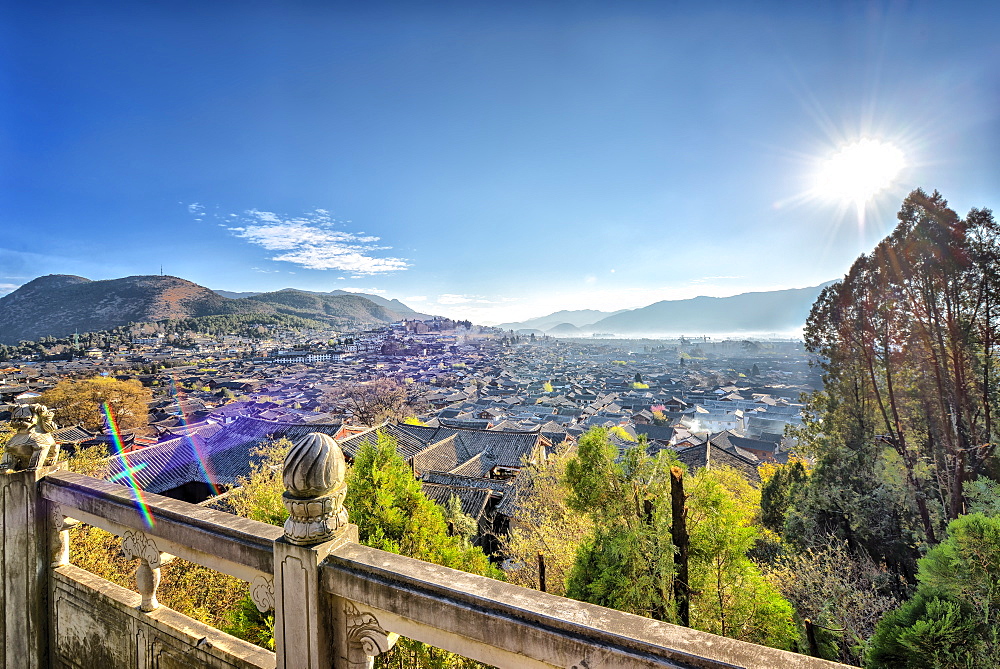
(814, 138), (905, 204)
(102, 402), (155, 529)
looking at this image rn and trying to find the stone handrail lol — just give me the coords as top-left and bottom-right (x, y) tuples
(321, 541), (845, 669)
(41, 471), (281, 571)
(40, 470), (280, 611)
(1, 433), (855, 669)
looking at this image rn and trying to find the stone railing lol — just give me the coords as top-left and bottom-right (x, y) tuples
(0, 433), (853, 669)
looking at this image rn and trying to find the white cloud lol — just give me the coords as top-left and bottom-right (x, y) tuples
(0, 283), (19, 296)
(405, 295), (428, 302)
(222, 209), (408, 274)
(188, 203), (204, 214)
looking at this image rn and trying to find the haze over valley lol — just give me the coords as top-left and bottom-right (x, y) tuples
(0, 273), (832, 345)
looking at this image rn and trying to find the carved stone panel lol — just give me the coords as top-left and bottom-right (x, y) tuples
(121, 531), (162, 568)
(121, 531), (162, 611)
(250, 575), (275, 613)
(345, 602), (398, 669)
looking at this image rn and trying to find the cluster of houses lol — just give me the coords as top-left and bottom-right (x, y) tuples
(2, 328), (817, 557)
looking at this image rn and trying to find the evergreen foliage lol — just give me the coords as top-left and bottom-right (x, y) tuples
(346, 431), (500, 577)
(0, 311), (329, 361)
(760, 459), (808, 534)
(346, 431), (500, 668)
(866, 513), (1000, 668)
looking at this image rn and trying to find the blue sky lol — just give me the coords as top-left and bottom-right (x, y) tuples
(3, 1), (998, 323)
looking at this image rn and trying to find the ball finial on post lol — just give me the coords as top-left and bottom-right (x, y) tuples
(281, 432), (349, 545)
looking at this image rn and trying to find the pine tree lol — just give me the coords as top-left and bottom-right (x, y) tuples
(866, 513), (1000, 668)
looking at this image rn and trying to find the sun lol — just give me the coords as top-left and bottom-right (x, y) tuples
(813, 138), (905, 205)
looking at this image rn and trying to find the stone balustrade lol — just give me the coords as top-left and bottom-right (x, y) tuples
(0, 433), (854, 669)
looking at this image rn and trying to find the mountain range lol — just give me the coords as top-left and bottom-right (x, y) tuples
(496, 309), (627, 332)
(0, 274), (834, 345)
(213, 288), (431, 320)
(0, 275), (426, 345)
(500, 283), (835, 337)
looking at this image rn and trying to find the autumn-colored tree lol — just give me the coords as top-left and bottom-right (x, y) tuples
(0, 422), (13, 456)
(41, 376), (152, 432)
(323, 377), (425, 426)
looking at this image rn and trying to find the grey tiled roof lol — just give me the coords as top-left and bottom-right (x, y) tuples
(437, 418), (492, 430)
(104, 416), (342, 495)
(421, 483), (493, 521)
(703, 431), (760, 461)
(675, 442), (761, 486)
(105, 433), (231, 495)
(634, 424), (676, 443)
(710, 431), (776, 456)
(450, 452), (488, 477)
(413, 434), (464, 474)
(52, 426), (94, 443)
(420, 470), (512, 494)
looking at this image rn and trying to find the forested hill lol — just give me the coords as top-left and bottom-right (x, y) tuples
(214, 287), (431, 320)
(235, 289), (401, 326)
(0, 275), (407, 344)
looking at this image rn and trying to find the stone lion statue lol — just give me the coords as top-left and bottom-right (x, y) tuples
(1, 403), (59, 472)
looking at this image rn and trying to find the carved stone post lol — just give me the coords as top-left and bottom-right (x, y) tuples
(0, 467), (54, 669)
(121, 530), (174, 612)
(273, 432), (359, 669)
(48, 505), (77, 568)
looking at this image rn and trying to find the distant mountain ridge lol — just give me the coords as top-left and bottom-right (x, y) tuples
(501, 283), (835, 336)
(497, 309), (626, 332)
(213, 288), (431, 319)
(588, 283), (835, 335)
(0, 275), (427, 344)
